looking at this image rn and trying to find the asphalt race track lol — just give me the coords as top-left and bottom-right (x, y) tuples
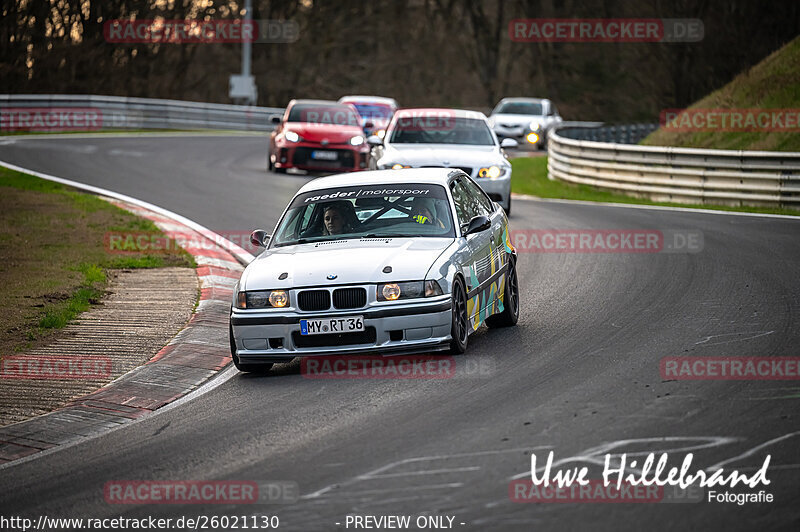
(1, 134), (799, 531)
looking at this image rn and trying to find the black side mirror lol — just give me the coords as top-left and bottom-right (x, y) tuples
(463, 215), (491, 236)
(250, 230), (271, 247)
(270, 115), (281, 124)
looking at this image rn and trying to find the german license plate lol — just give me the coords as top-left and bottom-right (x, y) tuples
(311, 150), (338, 161)
(300, 316), (364, 335)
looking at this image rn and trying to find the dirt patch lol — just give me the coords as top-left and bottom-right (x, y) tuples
(0, 167), (194, 357)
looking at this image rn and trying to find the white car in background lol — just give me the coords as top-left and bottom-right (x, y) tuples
(369, 108), (517, 214)
(488, 97), (562, 150)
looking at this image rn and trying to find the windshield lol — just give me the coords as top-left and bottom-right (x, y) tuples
(349, 103), (394, 121)
(388, 117), (495, 145)
(273, 184), (455, 246)
(495, 101), (543, 115)
(286, 103), (361, 125)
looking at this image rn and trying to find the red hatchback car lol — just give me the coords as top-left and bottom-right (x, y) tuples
(269, 99), (371, 173)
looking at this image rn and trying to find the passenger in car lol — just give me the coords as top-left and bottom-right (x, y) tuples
(323, 201), (359, 235)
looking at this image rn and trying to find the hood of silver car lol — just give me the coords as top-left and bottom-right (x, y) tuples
(241, 237), (454, 290)
(490, 113), (544, 126)
(383, 144), (505, 167)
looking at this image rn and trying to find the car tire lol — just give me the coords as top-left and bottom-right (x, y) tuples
(486, 256), (519, 328)
(268, 154), (275, 172)
(274, 166), (287, 174)
(449, 276), (469, 355)
(230, 323), (273, 373)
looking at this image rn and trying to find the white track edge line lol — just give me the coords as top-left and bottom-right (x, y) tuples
(0, 159), (254, 470)
(0, 159), (256, 265)
(0, 365), (240, 471)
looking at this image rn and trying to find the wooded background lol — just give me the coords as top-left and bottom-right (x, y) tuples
(2, 0), (798, 121)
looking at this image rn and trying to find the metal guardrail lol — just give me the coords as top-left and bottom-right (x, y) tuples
(0, 94), (284, 132)
(557, 123), (659, 145)
(548, 126), (800, 208)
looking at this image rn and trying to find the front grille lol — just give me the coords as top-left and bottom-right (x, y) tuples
(333, 288), (367, 309)
(293, 327), (377, 348)
(292, 147), (355, 168)
(297, 290), (331, 311)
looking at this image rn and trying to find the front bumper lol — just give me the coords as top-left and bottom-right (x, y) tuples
(274, 143), (369, 172)
(493, 125), (543, 147)
(231, 297), (452, 363)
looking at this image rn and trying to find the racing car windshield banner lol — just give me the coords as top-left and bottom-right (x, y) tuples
(291, 183), (449, 208)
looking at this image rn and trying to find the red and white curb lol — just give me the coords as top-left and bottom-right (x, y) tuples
(0, 160), (253, 468)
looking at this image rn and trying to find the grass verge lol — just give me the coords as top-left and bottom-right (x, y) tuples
(510, 157), (800, 217)
(642, 37), (800, 152)
(0, 165), (196, 355)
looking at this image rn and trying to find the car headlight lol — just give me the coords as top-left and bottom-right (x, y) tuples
(526, 132), (540, 144)
(529, 121), (541, 131)
(478, 165), (506, 179)
(284, 131), (301, 143)
(236, 290), (288, 309)
(376, 129), (386, 139)
(377, 281), (442, 301)
(391, 163), (411, 170)
(349, 135), (365, 146)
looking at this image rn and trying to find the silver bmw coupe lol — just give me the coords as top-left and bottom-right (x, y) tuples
(229, 168), (520, 373)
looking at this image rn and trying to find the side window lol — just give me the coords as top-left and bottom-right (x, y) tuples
(450, 180), (472, 226)
(450, 178), (485, 227)
(462, 177), (495, 214)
